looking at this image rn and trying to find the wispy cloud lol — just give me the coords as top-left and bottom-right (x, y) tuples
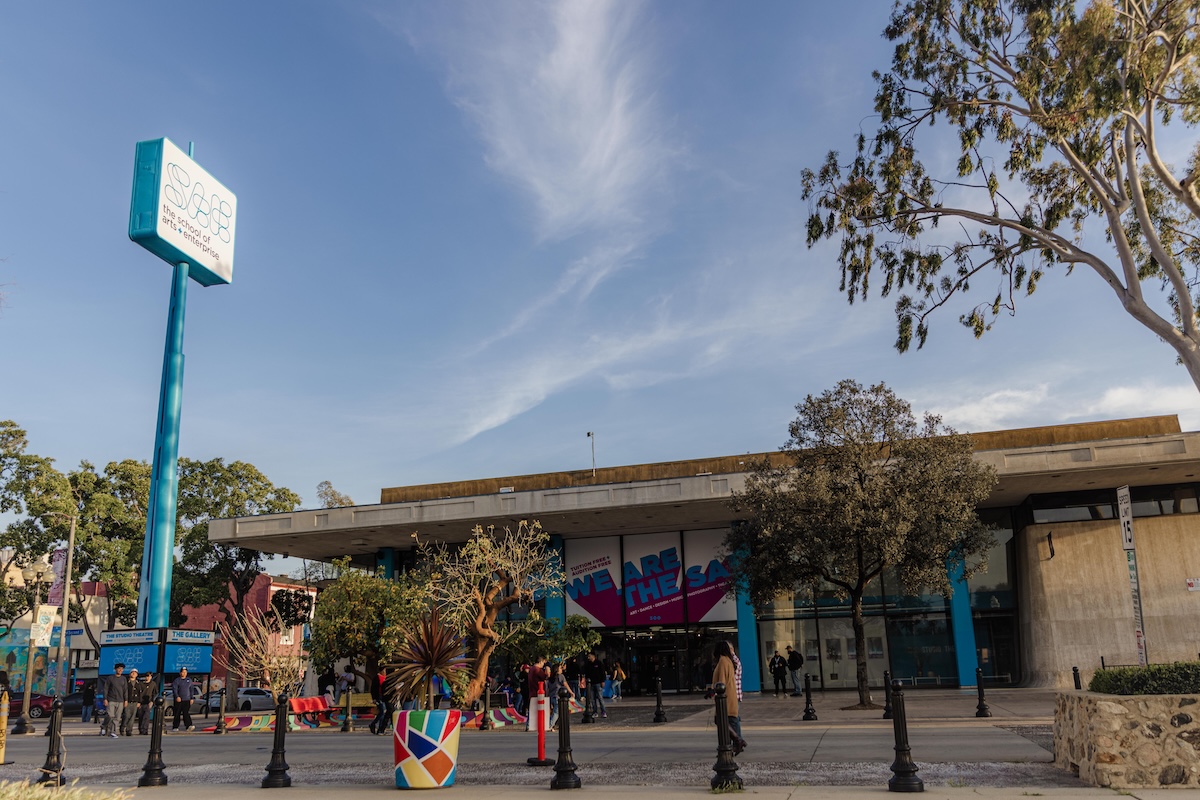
(1084, 384), (1200, 431)
(922, 380), (1200, 433)
(398, 0), (677, 351)
(439, 0), (675, 242)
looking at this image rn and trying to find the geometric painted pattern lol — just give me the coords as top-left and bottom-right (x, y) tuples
(394, 709), (462, 789)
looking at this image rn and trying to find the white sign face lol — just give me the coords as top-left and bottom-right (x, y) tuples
(30, 606), (55, 647)
(166, 628), (215, 644)
(129, 137), (237, 287)
(100, 629), (161, 645)
(156, 138), (236, 283)
(1117, 485), (1135, 550)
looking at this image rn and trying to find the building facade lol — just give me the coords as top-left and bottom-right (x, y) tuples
(209, 416), (1200, 691)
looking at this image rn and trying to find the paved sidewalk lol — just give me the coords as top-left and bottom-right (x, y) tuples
(0, 688), (1075, 793)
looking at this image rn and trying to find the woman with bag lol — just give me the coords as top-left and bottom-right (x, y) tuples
(610, 661), (626, 701)
(712, 641), (747, 755)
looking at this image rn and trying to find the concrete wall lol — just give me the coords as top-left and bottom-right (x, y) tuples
(1021, 516), (1200, 687)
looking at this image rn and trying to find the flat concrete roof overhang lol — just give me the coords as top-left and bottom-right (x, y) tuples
(207, 416), (1200, 567)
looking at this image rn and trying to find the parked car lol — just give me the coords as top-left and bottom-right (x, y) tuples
(161, 688), (208, 717)
(8, 693), (55, 718)
(207, 687), (275, 712)
(59, 691), (86, 717)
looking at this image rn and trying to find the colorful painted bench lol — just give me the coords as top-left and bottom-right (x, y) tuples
(289, 695), (340, 728)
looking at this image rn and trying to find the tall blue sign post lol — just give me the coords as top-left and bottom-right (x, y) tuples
(129, 138), (237, 628)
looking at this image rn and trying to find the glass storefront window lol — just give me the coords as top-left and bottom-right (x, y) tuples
(885, 614), (956, 686)
(968, 509), (1015, 610)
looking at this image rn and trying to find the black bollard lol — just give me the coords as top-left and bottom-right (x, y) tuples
(214, 687), (227, 735)
(974, 667), (991, 718)
(802, 673), (818, 721)
(550, 687), (581, 790)
(653, 676), (668, 724)
(262, 692), (292, 788)
(138, 696), (168, 787)
(35, 699), (64, 786)
(1072, 666), (1082, 690)
(479, 685), (495, 731)
(580, 681), (594, 724)
(882, 670), (893, 720)
(341, 689), (354, 733)
(710, 682), (742, 791)
(888, 680), (923, 793)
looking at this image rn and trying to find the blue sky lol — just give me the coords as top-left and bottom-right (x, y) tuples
(2, 1), (1198, 511)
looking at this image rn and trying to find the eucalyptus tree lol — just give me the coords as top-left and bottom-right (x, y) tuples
(803, 0), (1200, 389)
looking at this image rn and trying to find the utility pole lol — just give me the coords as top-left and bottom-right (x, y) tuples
(53, 516), (77, 695)
(587, 432), (595, 477)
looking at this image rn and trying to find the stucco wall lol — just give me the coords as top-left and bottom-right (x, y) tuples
(1021, 516), (1200, 687)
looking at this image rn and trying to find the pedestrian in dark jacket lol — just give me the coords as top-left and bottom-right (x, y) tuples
(102, 663), (129, 738)
(768, 650), (788, 697)
(81, 682), (96, 723)
(170, 667), (197, 731)
(121, 668), (141, 735)
(786, 645), (805, 696)
(584, 653), (607, 719)
(135, 672), (155, 734)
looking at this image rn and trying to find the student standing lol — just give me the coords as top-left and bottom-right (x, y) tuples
(171, 667), (197, 731)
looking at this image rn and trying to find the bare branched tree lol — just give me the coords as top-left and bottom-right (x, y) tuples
(213, 606), (306, 701)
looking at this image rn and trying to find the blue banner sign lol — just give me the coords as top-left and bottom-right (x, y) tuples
(99, 643), (159, 675)
(163, 643), (213, 673)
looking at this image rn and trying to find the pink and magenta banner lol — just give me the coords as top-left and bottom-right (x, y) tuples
(565, 529), (737, 627)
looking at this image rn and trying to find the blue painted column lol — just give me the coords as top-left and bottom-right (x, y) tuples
(947, 560), (979, 687)
(137, 260), (190, 629)
(376, 547), (397, 580)
(545, 535), (566, 624)
(735, 586), (761, 693)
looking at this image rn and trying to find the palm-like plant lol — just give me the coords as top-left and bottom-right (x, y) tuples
(387, 607), (469, 709)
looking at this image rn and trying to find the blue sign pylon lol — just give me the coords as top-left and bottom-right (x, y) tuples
(137, 259), (189, 629)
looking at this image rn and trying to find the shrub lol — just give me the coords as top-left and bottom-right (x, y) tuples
(0, 783), (129, 800)
(1088, 662), (1200, 695)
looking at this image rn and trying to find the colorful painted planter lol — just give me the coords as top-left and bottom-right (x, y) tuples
(394, 709), (462, 789)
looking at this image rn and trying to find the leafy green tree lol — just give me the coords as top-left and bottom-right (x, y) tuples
(270, 588), (313, 630)
(725, 380), (997, 706)
(70, 460), (149, 646)
(802, 0), (1200, 390)
(421, 520), (564, 705)
(0, 422), (61, 640)
(172, 458), (301, 627)
(500, 614), (601, 668)
(306, 558), (430, 687)
(316, 481), (354, 509)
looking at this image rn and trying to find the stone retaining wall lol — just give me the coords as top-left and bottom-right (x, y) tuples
(1055, 691), (1200, 788)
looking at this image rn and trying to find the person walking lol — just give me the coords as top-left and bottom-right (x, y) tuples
(135, 671), (155, 734)
(786, 645), (805, 696)
(584, 652), (608, 719)
(768, 650), (788, 697)
(564, 656), (583, 700)
(713, 641), (747, 755)
(610, 661), (626, 701)
(81, 682), (95, 724)
(524, 657), (550, 732)
(170, 667), (197, 731)
(546, 663), (573, 732)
